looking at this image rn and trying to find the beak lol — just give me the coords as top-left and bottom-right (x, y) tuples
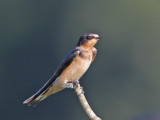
(96, 36), (102, 40)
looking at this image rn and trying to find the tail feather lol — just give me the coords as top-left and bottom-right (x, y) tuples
(23, 95), (35, 104)
(23, 84), (52, 106)
(23, 94), (48, 106)
(32, 96), (49, 107)
(23, 81), (63, 106)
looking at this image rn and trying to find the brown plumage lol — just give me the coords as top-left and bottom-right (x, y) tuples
(23, 33), (101, 106)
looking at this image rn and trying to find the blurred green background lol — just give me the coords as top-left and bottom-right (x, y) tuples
(1, 0), (160, 120)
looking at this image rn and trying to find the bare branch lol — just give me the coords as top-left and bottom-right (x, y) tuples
(74, 83), (102, 120)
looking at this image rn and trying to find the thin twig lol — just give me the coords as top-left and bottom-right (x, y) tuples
(73, 83), (102, 120)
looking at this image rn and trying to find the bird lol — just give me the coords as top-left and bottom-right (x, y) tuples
(23, 33), (101, 106)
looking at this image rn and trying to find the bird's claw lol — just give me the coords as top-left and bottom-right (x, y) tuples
(63, 80), (79, 89)
(63, 82), (74, 88)
(72, 80), (79, 88)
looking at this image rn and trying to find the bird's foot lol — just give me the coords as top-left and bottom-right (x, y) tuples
(72, 80), (79, 88)
(63, 80), (79, 89)
(72, 80), (84, 95)
(63, 81), (74, 88)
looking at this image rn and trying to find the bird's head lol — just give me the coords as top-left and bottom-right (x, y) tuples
(77, 33), (101, 50)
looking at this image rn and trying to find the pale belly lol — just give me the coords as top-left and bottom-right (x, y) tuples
(57, 56), (92, 84)
(46, 52), (93, 95)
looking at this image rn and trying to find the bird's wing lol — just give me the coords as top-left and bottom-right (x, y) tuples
(24, 48), (80, 105)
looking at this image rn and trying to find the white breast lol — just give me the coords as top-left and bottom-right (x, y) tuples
(58, 55), (92, 82)
(70, 57), (91, 80)
(71, 58), (91, 79)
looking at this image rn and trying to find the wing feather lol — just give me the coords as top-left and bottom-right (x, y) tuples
(23, 48), (80, 105)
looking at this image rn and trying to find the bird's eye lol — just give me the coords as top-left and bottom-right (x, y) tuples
(86, 36), (90, 40)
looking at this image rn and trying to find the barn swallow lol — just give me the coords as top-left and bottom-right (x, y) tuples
(23, 33), (101, 106)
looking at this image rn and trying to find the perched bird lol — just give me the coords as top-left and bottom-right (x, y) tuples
(23, 33), (101, 106)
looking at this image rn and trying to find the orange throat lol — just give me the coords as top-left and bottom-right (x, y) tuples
(81, 39), (98, 50)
